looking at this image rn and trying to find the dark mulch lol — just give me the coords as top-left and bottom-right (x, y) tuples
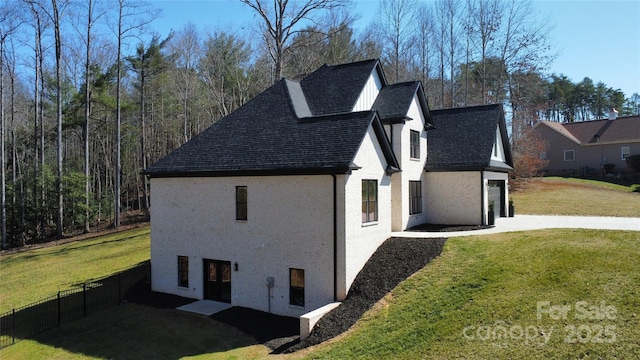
(408, 223), (493, 232)
(281, 237), (446, 353)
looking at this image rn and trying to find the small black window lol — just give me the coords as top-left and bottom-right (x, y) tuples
(178, 256), (189, 287)
(236, 186), (247, 220)
(290, 268), (305, 306)
(362, 180), (378, 223)
(410, 130), (420, 159)
(409, 181), (422, 215)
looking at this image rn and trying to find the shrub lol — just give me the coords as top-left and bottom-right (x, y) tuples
(626, 154), (640, 172)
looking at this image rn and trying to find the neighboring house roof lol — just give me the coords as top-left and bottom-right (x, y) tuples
(144, 74), (399, 177)
(535, 115), (640, 145)
(427, 104), (513, 172)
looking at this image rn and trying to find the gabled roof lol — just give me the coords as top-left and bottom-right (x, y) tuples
(427, 104), (513, 172)
(144, 78), (399, 177)
(300, 59), (386, 115)
(536, 115), (640, 145)
(372, 81), (434, 129)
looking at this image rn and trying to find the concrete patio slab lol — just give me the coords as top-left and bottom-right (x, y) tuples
(177, 300), (232, 316)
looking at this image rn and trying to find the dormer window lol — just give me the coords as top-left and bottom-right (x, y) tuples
(410, 130), (420, 159)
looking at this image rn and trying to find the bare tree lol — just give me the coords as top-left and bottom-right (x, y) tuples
(378, 0), (417, 83)
(241, 0), (348, 83)
(468, 0), (502, 104)
(168, 23), (201, 143)
(0, 3), (22, 249)
(109, 0), (158, 228)
(50, 0), (65, 238)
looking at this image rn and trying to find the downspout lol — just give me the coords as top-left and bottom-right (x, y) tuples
(331, 174), (337, 301)
(481, 172), (485, 225)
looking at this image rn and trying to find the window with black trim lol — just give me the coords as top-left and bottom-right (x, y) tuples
(409, 181), (422, 215)
(178, 256), (189, 287)
(236, 186), (247, 220)
(362, 179), (378, 223)
(410, 130), (420, 159)
(564, 150), (575, 161)
(290, 268), (305, 306)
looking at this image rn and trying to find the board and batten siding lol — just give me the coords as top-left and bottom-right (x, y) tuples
(150, 175), (335, 317)
(352, 72), (383, 112)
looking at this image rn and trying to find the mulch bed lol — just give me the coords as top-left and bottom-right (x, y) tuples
(281, 236), (446, 353)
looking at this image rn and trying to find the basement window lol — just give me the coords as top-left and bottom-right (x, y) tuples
(178, 256), (189, 288)
(290, 268), (305, 306)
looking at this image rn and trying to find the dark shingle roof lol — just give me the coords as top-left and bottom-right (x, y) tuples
(372, 81), (434, 128)
(144, 78), (399, 177)
(300, 59), (384, 115)
(427, 104), (513, 171)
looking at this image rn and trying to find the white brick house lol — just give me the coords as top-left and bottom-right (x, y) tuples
(144, 60), (513, 317)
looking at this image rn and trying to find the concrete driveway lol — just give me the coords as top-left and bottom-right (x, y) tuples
(393, 215), (640, 238)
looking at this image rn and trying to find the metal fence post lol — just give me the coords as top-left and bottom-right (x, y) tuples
(118, 272), (122, 304)
(57, 291), (61, 326)
(11, 309), (15, 345)
(83, 283), (87, 317)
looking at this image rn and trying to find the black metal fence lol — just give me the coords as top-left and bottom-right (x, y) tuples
(0, 261), (150, 349)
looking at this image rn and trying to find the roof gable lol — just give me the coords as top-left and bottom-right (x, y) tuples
(300, 59), (385, 115)
(372, 81), (433, 129)
(536, 115), (640, 145)
(427, 104), (513, 171)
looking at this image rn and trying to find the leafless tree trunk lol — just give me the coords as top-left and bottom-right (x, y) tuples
(51, 0), (64, 238)
(242, 0), (347, 83)
(378, 0), (416, 83)
(0, 4), (21, 249)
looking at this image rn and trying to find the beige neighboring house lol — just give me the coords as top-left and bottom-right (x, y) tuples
(533, 111), (640, 176)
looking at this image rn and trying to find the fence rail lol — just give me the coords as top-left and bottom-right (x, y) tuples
(0, 261), (150, 349)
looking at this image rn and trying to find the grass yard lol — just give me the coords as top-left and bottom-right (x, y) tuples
(511, 177), (640, 217)
(305, 229), (640, 359)
(0, 227), (150, 313)
(1, 229), (639, 359)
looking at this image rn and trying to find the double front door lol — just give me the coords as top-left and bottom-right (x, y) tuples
(203, 259), (231, 303)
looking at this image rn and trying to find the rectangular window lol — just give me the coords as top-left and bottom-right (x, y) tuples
(540, 151), (547, 160)
(564, 150), (575, 161)
(236, 186), (247, 220)
(622, 147), (630, 160)
(409, 181), (422, 215)
(178, 256), (189, 288)
(290, 268), (305, 306)
(361, 179), (378, 223)
(410, 130), (420, 159)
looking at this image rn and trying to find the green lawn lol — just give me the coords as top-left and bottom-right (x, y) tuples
(511, 177), (640, 217)
(305, 230), (640, 359)
(0, 227), (150, 313)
